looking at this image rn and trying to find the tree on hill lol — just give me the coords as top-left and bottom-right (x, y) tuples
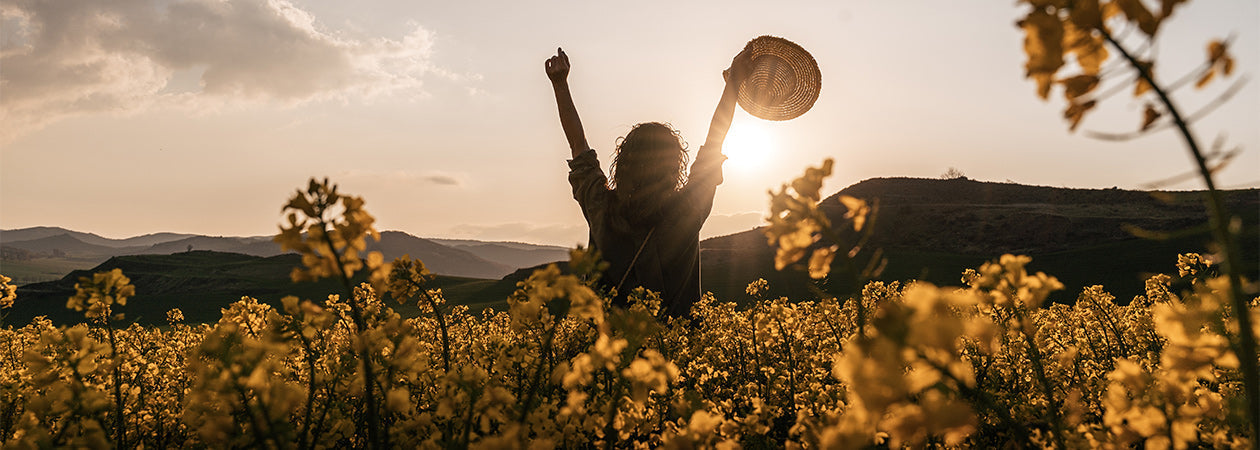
(939, 167), (967, 180)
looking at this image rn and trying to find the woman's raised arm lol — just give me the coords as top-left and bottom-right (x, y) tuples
(546, 48), (591, 159)
(702, 48), (753, 151)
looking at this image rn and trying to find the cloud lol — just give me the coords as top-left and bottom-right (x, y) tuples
(0, 0), (447, 142)
(338, 169), (465, 187)
(423, 174), (460, 186)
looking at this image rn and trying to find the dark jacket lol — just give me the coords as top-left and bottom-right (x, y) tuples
(568, 147), (725, 317)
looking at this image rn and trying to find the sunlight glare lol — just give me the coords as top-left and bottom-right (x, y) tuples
(721, 121), (774, 171)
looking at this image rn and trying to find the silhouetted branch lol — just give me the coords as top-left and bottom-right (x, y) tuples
(1137, 146), (1240, 189)
(1084, 76), (1247, 141)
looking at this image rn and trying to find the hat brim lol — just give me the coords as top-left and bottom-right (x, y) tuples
(737, 36), (821, 121)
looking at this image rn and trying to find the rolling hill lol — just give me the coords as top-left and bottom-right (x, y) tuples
(0, 227), (199, 248)
(1, 228), (570, 284)
(7, 251), (496, 326)
(367, 231), (514, 279)
(429, 238), (571, 270)
(2, 233), (144, 256)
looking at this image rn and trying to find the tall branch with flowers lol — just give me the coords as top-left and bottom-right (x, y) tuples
(1015, 0), (1258, 438)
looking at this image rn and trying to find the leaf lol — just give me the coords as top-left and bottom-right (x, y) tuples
(1033, 73), (1055, 100)
(808, 246), (838, 280)
(1198, 40), (1235, 89)
(1194, 69), (1215, 89)
(1101, 1), (1123, 21)
(1141, 103), (1162, 130)
(1060, 75), (1100, 101)
(1158, 0), (1188, 19)
(773, 222), (819, 270)
(1068, 0), (1103, 29)
(1063, 22), (1109, 75)
(1063, 99), (1097, 131)
(790, 159), (834, 202)
(1115, 0), (1159, 36)
(1132, 60), (1154, 96)
(1018, 9), (1066, 99)
(838, 195), (870, 232)
(1207, 40), (1227, 64)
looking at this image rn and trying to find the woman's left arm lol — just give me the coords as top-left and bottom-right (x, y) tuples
(701, 48), (753, 151)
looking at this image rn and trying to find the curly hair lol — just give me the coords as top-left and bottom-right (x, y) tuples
(609, 122), (690, 197)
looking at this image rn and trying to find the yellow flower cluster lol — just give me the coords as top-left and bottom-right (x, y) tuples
(65, 268), (135, 322)
(0, 275), (15, 310)
(274, 177), (389, 291)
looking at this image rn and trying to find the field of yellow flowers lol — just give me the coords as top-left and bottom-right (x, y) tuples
(1, 173), (1256, 449)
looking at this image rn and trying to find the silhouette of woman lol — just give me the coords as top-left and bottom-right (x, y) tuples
(546, 47), (752, 318)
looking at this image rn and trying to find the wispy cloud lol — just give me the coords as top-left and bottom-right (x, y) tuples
(422, 174), (460, 186)
(0, 0), (451, 142)
(338, 169), (466, 188)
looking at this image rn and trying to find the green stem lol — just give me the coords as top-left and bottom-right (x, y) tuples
(917, 350), (1030, 444)
(517, 322), (558, 429)
(1014, 306), (1068, 449)
(233, 382), (276, 450)
(105, 320), (126, 448)
(419, 288), (452, 373)
(297, 331), (318, 450)
(1100, 28), (1260, 441)
(317, 219), (381, 449)
(602, 371), (621, 450)
(774, 317), (799, 423)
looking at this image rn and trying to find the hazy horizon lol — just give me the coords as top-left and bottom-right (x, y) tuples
(6, 173), (1258, 248)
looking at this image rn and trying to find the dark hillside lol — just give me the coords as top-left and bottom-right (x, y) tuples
(133, 236), (282, 256)
(8, 251), (493, 326)
(826, 177), (1247, 255)
(700, 178), (1259, 304)
(369, 231), (516, 279)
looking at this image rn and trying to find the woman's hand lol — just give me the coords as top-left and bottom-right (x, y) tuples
(723, 47), (754, 86)
(545, 47), (571, 84)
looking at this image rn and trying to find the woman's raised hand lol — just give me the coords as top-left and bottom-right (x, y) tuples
(545, 47), (570, 84)
(723, 46), (754, 85)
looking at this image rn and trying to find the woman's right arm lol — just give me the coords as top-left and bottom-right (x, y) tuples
(546, 48), (591, 159)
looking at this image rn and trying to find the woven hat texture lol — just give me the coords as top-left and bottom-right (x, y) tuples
(737, 36), (821, 121)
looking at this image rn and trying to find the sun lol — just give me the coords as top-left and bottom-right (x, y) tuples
(720, 121), (775, 171)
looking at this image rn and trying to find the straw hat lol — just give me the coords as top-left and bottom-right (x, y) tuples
(737, 36), (822, 121)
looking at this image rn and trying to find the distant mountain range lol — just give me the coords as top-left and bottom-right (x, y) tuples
(4, 177), (1257, 325)
(1, 227), (570, 284)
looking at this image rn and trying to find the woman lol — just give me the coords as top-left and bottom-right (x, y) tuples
(545, 46), (751, 318)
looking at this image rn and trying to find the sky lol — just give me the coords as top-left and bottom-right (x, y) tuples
(1, 0), (1257, 247)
